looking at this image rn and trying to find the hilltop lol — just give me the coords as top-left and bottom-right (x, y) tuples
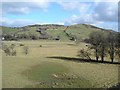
(1, 24), (114, 41)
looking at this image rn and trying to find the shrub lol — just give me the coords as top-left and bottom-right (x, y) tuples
(20, 44), (24, 46)
(3, 44), (17, 56)
(39, 45), (42, 47)
(11, 50), (17, 56)
(3, 46), (11, 56)
(23, 46), (29, 55)
(77, 49), (91, 60)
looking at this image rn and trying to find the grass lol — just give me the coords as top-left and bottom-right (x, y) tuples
(66, 24), (100, 39)
(23, 62), (91, 88)
(23, 62), (69, 82)
(2, 26), (19, 34)
(2, 24), (106, 41)
(2, 40), (119, 88)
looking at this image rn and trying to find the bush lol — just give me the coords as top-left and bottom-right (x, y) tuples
(23, 46), (29, 55)
(12, 50), (17, 56)
(20, 44), (24, 46)
(3, 46), (11, 56)
(3, 44), (17, 56)
(39, 45), (42, 47)
(10, 44), (16, 50)
(77, 49), (91, 60)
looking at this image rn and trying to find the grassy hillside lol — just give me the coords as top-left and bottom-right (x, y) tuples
(1, 24), (112, 41)
(1, 26), (19, 34)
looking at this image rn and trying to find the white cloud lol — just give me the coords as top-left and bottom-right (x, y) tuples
(64, 13), (118, 30)
(92, 2), (118, 22)
(6, 7), (30, 14)
(64, 14), (96, 26)
(0, 17), (36, 27)
(59, 1), (118, 22)
(58, 2), (80, 10)
(2, 2), (50, 15)
(61, 1), (118, 31)
(58, 2), (92, 14)
(37, 22), (64, 25)
(0, 17), (64, 27)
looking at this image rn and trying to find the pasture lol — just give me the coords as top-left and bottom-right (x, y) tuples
(2, 40), (119, 88)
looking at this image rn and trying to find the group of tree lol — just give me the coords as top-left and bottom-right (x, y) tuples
(2, 33), (39, 41)
(3, 44), (16, 56)
(3, 44), (29, 56)
(83, 30), (120, 63)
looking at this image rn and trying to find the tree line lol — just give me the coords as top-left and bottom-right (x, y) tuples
(79, 30), (120, 63)
(2, 33), (39, 40)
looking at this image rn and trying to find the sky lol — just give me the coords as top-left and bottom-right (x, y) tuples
(0, 0), (119, 31)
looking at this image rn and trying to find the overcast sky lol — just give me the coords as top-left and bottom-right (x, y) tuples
(0, 0), (119, 31)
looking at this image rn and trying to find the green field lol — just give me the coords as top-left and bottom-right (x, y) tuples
(2, 40), (119, 88)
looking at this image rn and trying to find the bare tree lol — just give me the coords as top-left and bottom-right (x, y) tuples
(116, 33), (120, 59)
(107, 32), (116, 63)
(89, 31), (102, 61)
(77, 49), (91, 60)
(23, 46), (29, 55)
(99, 33), (107, 62)
(89, 31), (107, 62)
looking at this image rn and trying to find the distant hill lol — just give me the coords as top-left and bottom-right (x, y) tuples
(1, 24), (115, 41)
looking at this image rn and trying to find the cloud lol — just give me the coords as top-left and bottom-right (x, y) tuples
(59, 2), (118, 22)
(58, 2), (92, 14)
(58, 2), (81, 10)
(64, 13), (118, 31)
(0, 17), (64, 27)
(92, 2), (118, 22)
(61, 1), (118, 30)
(0, 17), (36, 27)
(4, 6), (30, 15)
(64, 14), (96, 26)
(2, 2), (50, 15)
(36, 22), (64, 25)
(58, 2), (94, 25)
(60, 2), (96, 25)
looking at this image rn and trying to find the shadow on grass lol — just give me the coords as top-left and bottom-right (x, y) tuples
(47, 56), (120, 65)
(67, 44), (75, 46)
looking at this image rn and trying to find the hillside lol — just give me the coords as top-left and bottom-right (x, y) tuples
(1, 24), (113, 41)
